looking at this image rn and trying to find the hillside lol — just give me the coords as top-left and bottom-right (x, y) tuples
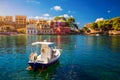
(81, 16), (120, 35)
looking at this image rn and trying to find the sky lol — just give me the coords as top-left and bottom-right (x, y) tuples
(0, 0), (120, 28)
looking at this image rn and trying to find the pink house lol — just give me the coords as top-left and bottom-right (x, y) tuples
(54, 26), (70, 35)
(49, 20), (71, 34)
(52, 20), (66, 27)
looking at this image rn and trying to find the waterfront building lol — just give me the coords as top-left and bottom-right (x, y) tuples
(0, 16), (4, 22)
(38, 23), (54, 34)
(58, 19), (66, 26)
(27, 19), (37, 24)
(4, 16), (13, 24)
(26, 24), (38, 34)
(0, 25), (15, 32)
(51, 19), (71, 34)
(0, 15), (72, 34)
(0, 16), (15, 32)
(15, 15), (26, 28)
(47, 20), (54, 28)
(52, 19), (66, 28)
(36, 20), (47, 25)
(0, 16), (5, 27)
(54, 26), (70, 35)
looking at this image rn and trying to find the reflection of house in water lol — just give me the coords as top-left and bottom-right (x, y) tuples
(56, 35), (61, 47)
(0, 36), (26, 54)
(0, 36), (14, 54)
(26, 35), (40, 45)
(55, 35), (73, 49)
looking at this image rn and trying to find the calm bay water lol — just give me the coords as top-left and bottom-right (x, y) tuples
(0, 35), (120, 80)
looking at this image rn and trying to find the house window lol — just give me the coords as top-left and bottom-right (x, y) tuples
(34, 30), (36, 34)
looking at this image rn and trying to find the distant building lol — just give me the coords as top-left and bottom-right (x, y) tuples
(47, 20), (54, 28)
(4, 16), (13, 24)
(0, 16), (4, 22)
(27, 19), (37, 24)
(48, 19), (71, 34)
(15, 15), (26, 28)
(0, 16), (4, 29)
(54, 26), (70, 35)
(38, 23), (53, 34)
(36, 20), (47, 25)
(52, 19), (66, 28)
(0, 16), (15, 32)
(26, 24), (38, 34)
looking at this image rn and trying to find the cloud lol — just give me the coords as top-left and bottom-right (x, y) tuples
(28, 16), (33, 19)
(28, 14), (53, 20)
(34, 16), (40, 19)
(51, 6), (62, 11)
(95, 18), (104, 22)
(43, 13), (50, 17)
(107, 10), (111, 13)
(26, 0), (40, 4)
(63, 14), (69, 18)
(59, 14), (73, 18)
(43, 17), (53, 20)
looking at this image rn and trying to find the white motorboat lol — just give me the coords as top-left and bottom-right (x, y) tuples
(28, 41), (61, 70)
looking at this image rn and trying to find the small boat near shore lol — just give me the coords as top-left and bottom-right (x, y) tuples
(27, 41), (61, 71)
(96, 33), (100, 36)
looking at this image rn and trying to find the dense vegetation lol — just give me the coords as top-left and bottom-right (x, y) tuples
(54, 16), (75, 23)
(54, 16), (78, 29)
(90, 17), (120, 31)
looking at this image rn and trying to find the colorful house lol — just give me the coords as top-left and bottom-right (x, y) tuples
(26, 24), (38, 34)
(54, 26), (70, 35)
(38, 23), (54, 34)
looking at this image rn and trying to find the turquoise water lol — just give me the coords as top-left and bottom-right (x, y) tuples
(0, 35), (120, 80)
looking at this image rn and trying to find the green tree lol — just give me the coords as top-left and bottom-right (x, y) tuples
(113, 23), (120, 30)
(112, 17), (120, 30)
(104, 20), (112, 30)
(97, 20), (106, 30)
(54, 16), (60, 21)
(54, 16), (66, 21)
(91, 22), (98, 29)
(67, 17), (75, 23)
(59, 16), (66, 21)
(73, 24), (78, 29)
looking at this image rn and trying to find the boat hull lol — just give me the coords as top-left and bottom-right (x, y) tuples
(28, 58), (59, 70)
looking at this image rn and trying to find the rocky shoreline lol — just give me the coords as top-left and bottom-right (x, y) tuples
(83, 30), (120, 35)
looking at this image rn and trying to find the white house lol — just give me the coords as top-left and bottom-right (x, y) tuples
(26, 24), (38, 34)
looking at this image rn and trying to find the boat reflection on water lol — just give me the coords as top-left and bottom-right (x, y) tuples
(27, 61), (60, 80)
